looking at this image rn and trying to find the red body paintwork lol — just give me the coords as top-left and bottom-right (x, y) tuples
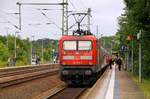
(59, 35), (111, 85)
(59, 35), (97, 66)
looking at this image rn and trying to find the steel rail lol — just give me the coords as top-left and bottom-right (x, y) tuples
(0, 64), (59, 88)
(0, 64), (58, 78)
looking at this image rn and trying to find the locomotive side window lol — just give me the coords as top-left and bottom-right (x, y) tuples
(78, 41), (92, 50)
(63, 41), (77, 50)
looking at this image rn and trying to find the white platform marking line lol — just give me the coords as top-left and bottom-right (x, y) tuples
(94, 69), (112, 99)
(105, 65), (115, 99)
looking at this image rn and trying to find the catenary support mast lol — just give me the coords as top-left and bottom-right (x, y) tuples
(62, 0), (68, 35)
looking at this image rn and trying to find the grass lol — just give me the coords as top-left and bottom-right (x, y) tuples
(0, 61), (28, 68)
(0, 61), (7, 68)
(128, 72), (150, 99)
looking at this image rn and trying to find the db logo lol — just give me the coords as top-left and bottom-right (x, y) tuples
(75, 56), (80, 60)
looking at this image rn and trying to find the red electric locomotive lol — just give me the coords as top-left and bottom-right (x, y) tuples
(59, 31), (110, 85)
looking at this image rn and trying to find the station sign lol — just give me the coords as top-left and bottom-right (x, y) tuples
(137, 30), (142, 40)
(120, 45), (127, 52)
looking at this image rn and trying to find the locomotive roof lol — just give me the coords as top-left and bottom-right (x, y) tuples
(59, 35), (97, 41)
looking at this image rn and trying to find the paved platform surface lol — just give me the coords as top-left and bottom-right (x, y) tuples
(115, 66), (145, 99)
(83, 65), (145, 99)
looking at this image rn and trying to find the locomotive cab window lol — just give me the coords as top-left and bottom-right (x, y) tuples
(63, 41), (77, 50)
(78, 41), (92, 50)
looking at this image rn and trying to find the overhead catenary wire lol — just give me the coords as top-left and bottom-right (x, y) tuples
(64, 0), (91, 34)
(28, 24), (60, 39)
(35, 10), (62, 38)
(0, 15), (19, 30)
(69, 0), (77, 11)
(38, 10), (62, 30)
(0, 9), (19, 20)
(0, 1), (62, 39)
(68, 12), (88, 30)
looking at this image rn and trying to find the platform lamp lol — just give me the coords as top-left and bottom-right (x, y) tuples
(126, 34), (133, 71)
(137, 30), (142, 83)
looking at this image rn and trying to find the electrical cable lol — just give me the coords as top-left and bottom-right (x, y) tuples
(0, 9), (18, 20)
(38, 10), (62, 30)
(0, 15), (19, 30)
(69, 0), (77, 11)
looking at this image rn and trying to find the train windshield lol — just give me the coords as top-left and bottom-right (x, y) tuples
(63, 41), (77, 50)
(63, 40), (92, 50)
(78, 41), (91, 50)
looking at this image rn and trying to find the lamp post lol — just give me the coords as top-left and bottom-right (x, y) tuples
(127, 34), (133, 71)
(31, 35), (34, 64)
(126, 45), (129, 70)
(15, 32), (16, 59)
(52, 49), (55, 63)
(41, 39), (44, 64)
(5, 27), (9, 48)
(96, 25), (99, 39)
(111, 40), (116, 55)
(13, 31), (20, 66)
(131, 39), (134, 73)
(111, 40), (113, 55)
(137, 30), (142, 83)
(28, 23), (51, 64)
(101, 34), (103, 46)
(14, 31), (19, 59)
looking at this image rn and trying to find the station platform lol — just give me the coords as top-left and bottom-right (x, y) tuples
(114, 66), (144, 99)
(83, 65), (145, 99)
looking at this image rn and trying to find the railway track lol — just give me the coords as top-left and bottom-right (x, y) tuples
(35, 84), (87, 99)
(0, 64), (59, 88)
(49, 87), (87, 99)
(36, 67), (108, 99)
(0, 64), (58, 77)
(0, 63), (108, 99)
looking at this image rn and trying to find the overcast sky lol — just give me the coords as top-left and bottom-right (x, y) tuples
(0, 0), (125, 39)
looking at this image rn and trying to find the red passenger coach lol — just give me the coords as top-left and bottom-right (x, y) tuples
(59, 35), (109, 85)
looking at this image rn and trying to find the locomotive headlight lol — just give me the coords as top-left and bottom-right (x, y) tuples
(85, 70), (92, 75)
(62, 70), (69, 75)
(80, 56), (92, 60)
(62, 62), (66, 65)
(63, 56), (74, 60)
(63, 51), (66, 55)
(89, 62), (93, 65)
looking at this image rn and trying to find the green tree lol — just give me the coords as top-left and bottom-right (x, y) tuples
(0, 42), (9, 61)
(117, 0), (150, 78)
